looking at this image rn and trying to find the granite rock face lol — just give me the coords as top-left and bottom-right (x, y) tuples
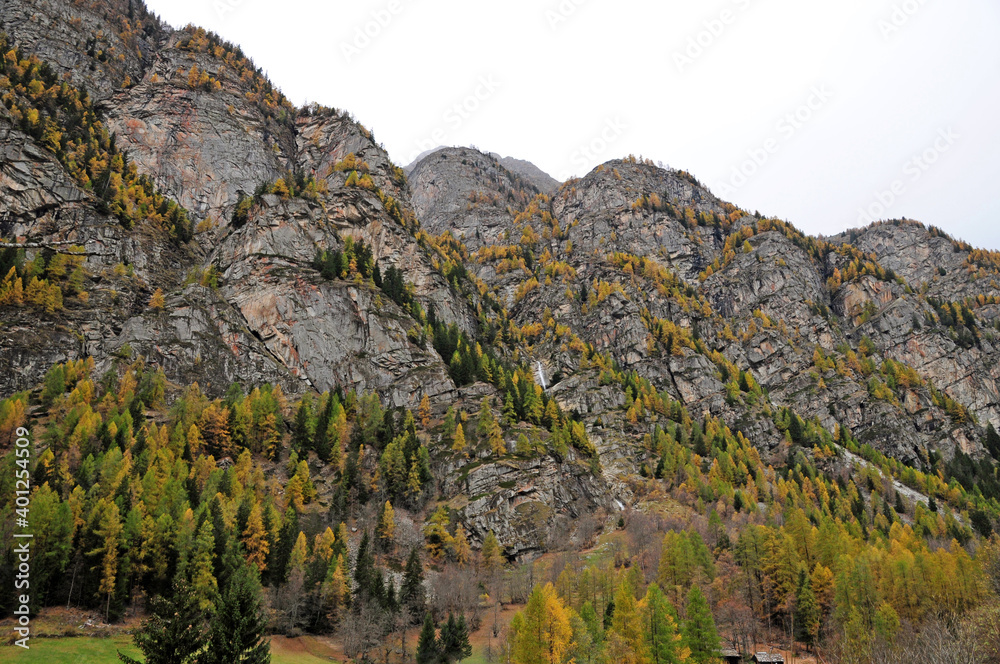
(408, 149), (1000, 474)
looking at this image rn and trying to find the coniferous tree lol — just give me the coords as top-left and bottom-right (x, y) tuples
(452, 423), (467, 455)
(439, 613), (459, 662)
(438, 612), (472, 663)
(266, 507), (298, 586)
(376, 500), (396, 550)
(313, 392), (335, 462)
(117, 580), (206, 664)
(292, 397), (314, 454)
(480, 530), (504, 574)
(402, 547), (426, 621)
(353, 531), (379, 601)
(642, 583), (686, 664)
(453, 614), (472, 662)
(202, 563), (271, 664)
(416, 613), (440, 664)
(795, 570), (821, 650)
(986, 423), (1000, 460)
(682, 586), (720, 664)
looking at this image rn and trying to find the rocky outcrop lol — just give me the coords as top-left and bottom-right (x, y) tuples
(408, 147), (539, 251)
(0, 0), (163, 103)
(495, 155), (560, 194)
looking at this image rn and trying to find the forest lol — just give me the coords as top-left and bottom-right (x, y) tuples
(1, 351), (999, 663)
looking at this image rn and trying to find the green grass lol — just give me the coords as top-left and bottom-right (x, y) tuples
(0, 636), (334, 663)
(270, 649), (334, 664)
(0, 636), (139, 663)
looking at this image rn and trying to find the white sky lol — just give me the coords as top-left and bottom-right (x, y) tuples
(144, 0), (1000, 249)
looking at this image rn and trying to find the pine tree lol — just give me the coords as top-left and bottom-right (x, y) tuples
(683, 586), (720, 664)
(416, 613), (439, 664)
(986, 422), (1000, 460)
(117, 579), (206, 664)
(313, 392), (335, 462)
(202, 563), (271, 664)
(267, 507), (298, 586)
(354, 531), (380, 601)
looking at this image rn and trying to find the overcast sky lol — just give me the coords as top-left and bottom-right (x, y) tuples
(144, 0), (1000, 249)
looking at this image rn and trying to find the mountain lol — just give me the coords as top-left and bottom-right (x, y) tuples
(403, 146), (447, 174)
(493, 154), (560, 193)
(2, 0), (999, 658)
(404, 148), (560, 198)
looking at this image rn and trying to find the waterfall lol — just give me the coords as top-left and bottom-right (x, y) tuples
(536, 361), (548, 390)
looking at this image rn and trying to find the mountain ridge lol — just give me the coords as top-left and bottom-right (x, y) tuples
(2, 3), (1000, 659)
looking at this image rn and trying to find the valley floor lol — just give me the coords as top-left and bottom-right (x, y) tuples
(0, 634), (334, 663)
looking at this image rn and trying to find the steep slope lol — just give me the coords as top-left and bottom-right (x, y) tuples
(3, 0), (1000, 574)
(408, 147), (539, 251)
(495, 154), (560, 194)
(409, 150), (1000, 469)
(0, 12), (475, 406)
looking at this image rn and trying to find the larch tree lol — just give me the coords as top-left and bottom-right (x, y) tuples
(452, 422), (467, 454)
(241, 503), (269, 573)
(188, 519), (219, 612)
(376, 500), (396, 549)
(480, 530), (504, 575)
(418, 394), (432, 429)
(91, 498), (123, 621)
(148, 288), (165, 310)
(512, 583), (573, 664)
(683, 585), (720, 664)
(610, 580), (645, 664)
(641, 583), (687, 664)
(451, 523), (472, 566)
